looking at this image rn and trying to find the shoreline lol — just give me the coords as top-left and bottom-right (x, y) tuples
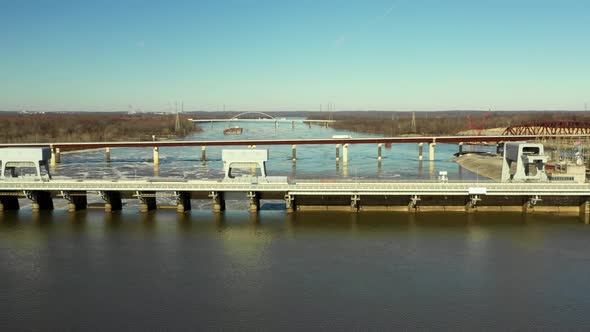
(454, 153), (503, 181)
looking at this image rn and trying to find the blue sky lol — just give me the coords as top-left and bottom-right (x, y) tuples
(0, 0), (588, 112)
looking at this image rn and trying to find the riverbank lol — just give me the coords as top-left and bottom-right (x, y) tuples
(0, 112), (201, 143)
(454, 153), (503, 181)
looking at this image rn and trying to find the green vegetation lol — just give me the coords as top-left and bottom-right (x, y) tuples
(0, 113), (200, 143)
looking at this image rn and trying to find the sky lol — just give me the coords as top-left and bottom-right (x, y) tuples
(0, 0), (589, 112)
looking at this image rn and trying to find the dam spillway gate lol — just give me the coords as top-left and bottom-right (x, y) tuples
(1, 179), (590, 223)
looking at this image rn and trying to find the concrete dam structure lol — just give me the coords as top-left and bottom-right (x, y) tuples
(0, 179), (590, 219)
(1, 147), (590, 223)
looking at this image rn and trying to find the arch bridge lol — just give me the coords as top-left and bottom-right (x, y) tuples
(230, 111), (276, 120)
(187, 113), (335, 124)
(503, 121), (590, 136)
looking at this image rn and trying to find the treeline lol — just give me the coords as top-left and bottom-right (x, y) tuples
(0, 113), (201, 143)
(308, 111), (590, 136)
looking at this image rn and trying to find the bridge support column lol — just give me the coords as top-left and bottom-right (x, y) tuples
(137, 191), (157, 212)
(418, 143), (423, 161)
(0, 196), (20, 211)
(51, 147), (61, 166)
(429, 143), (436, 161)
(106, 147), (111, 163)
(292, 144), (297, 163)
(61, 191), (87, 212)
(285, 194), (296, 213)
(209, 191), (225, 212)
(100, 191), (122, 212)
(247, 191), (260, 213)
(496, 142), (504, 155)
(153, 147), (160, 165)
(459, 142), (463, 154)
(50, 146), (55, 166)
(377, 143), (382, 162)
(176, 192), (191, 213)
(201, 146), (206, 161)
(343, 144), (349, 165)
(336, 144), (340, 162)
(580, 199), (590, 224)
(25, 191), (54, 211)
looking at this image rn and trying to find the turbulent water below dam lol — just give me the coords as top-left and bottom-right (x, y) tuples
(2, 120), (590, 330)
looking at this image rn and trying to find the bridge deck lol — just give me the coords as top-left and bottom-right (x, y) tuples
(0, 134), (588, 150)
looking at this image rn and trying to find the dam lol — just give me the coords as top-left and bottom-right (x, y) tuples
(2, 141), (590, 223)
(1, 178), (589, 216)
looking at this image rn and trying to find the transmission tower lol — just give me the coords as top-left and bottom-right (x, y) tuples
(174, 112), (181, 133)
(411, 112), (416, 133)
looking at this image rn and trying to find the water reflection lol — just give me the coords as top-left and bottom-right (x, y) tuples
(141, 212), (158, 231)
(68, 211), (88, 232)
(31, 211), (56, 227)
(2, 209), (590, 330)
(418, 160), (423, 177)
(214, 212), (226, 231)
(249, 212), (261, 227)
(429, 161), (435, 178)
(104, 211), (124, 229)
(3, 209), (586, 231)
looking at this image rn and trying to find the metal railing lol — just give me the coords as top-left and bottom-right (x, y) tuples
(0, 178), (589, 196)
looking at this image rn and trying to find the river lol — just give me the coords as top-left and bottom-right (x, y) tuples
(1, 120), (589, 330)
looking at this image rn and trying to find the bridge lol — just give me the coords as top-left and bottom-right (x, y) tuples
(504, 120), (590, 135)
(188, 112), (335, 125)
(1, 178), (589, 224)
(1, 134), (588, 166)
(0, 134), (579, 149)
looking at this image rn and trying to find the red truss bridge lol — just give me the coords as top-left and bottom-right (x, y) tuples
(503, 121), (590, 136)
